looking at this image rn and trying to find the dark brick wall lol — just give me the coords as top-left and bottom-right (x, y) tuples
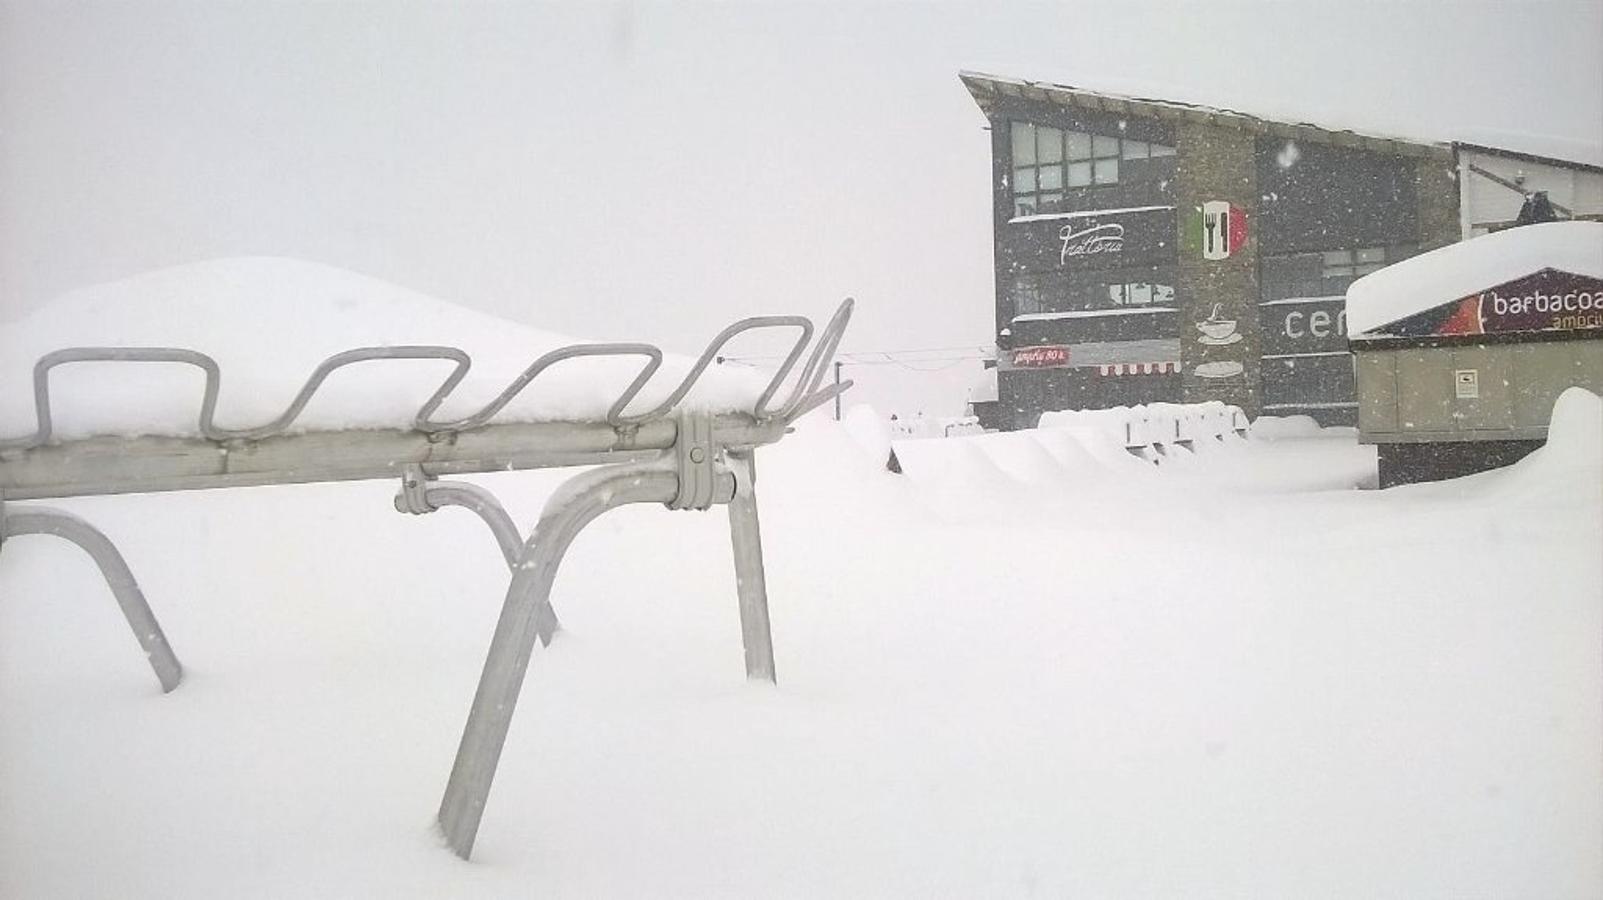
(1255, 140), (1420, 253)
(1415, 155), (1462, 251)
(1174, 124), (1262, 414)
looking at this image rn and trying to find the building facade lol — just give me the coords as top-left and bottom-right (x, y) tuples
(962, 72), (1601, 431)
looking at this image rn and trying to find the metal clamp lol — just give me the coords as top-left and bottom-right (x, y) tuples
(393, 464), (437, 515)
(668, 411), (718, 510)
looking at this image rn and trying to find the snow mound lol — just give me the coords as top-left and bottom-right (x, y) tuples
(1500, 387), (1603, 493)
(1347, 221), (1603, 336)
(1249, 414), (1325, 439)
(840, 403), (893, 466)
(0, 257), (772, 441)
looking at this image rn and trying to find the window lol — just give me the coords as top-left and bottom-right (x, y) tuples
(1321, 247), (1386, 279)
(1010, 121), (1175, 217)
(1107, 282), (1175, 306)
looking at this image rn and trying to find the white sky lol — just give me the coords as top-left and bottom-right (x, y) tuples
(3, 0), (1600, 415)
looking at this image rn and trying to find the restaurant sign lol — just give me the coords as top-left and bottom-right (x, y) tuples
(1366, 268), (1603, 339)
(1008, 345), (1071, 369)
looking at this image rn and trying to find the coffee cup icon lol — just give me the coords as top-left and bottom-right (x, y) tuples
(1195, 303), (1240, 344)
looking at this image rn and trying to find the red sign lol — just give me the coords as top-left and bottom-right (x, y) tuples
(1375, 268), (1603, 338)
(1011, 345), (1071, 368)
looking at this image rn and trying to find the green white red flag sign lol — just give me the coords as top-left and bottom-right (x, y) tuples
(1184, 201), (1248, 260)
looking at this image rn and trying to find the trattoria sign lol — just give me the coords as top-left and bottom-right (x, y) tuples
(1364, 268), (1603, 339)
(1058, 223), (1124, 263)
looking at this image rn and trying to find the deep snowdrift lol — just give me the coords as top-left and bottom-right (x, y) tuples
(2, 385), (1599, 897)
(0, 257), (773, 441)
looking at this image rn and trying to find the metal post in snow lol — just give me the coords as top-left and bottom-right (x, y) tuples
(833, 361), (843, 421)
(436, 459), (736, 860)
(0, 503), (183, 693)
(725, 450), (775, 683)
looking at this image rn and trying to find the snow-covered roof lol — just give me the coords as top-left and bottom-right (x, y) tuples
(960, 71), (1452, 162)
(961, 71), (1603, 169)
(1346, 221), (1603, 336)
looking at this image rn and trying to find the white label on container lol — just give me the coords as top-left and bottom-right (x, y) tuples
(1454, 369), (1479, 399)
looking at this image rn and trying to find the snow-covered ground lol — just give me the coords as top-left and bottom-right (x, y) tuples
(3, 385), (1600, 897)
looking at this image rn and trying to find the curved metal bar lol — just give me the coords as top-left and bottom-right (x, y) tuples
(767, 298), (854, 420)
(608, 316), (813, 427)
(1, 504), (183, 693)
(414, 344), (663, 434)
(417, 482), (524, 570)
(2, 304), (854, 453)
(437, 458), (735, 860)
(208, 346), (471, 441)
(0, 348), (222, 452)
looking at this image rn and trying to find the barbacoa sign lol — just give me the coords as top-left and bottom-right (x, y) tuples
(1368, 268), (1603, 338)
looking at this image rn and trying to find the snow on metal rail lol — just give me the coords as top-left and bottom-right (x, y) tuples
(0, 298), (853, 861)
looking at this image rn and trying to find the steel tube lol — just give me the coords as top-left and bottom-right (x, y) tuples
(725, 451), (776, 683)
(0, 415), (788, 501)
(1, 505), (183, 693)
(417, 482), (526, 570)
(437, 461), (733, 859)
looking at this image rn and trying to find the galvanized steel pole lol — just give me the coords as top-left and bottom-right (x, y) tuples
(1, 504), (183, 693)
(437, 461), (735, 859)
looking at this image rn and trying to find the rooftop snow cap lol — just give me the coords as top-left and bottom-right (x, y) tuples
(1345, 221), (1603, 338)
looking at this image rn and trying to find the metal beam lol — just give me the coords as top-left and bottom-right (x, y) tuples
(1466, 163), (1576, 216)
(0, 415), (787, 500)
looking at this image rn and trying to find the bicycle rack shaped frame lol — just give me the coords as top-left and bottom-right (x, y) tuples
(0, 299), (852, 860)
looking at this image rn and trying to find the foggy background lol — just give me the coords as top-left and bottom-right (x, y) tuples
(3, 0), (1600, 415)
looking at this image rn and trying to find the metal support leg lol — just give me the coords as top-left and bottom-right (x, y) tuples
(725, 450), (776, 683)
(437, 458), (735, 859)
(0, 502), (183, 693)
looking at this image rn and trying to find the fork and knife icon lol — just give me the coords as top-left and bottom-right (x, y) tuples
(1203, 210), (1230, 255)
(1201, 201), (1234, 260)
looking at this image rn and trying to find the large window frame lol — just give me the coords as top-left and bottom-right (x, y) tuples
(1009, 121), (1174, 218)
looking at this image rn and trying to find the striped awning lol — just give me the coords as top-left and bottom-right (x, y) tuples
(1098, 361), (1179, 376)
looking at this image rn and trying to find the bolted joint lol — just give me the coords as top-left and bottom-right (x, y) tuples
(393, 464), (438, 515)
(667, 411), (719, 510)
